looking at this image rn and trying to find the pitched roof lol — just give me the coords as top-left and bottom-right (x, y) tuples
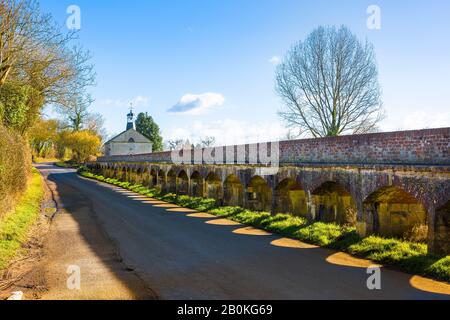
(104, 128), (152, 144)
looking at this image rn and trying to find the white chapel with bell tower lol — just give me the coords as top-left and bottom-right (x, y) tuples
(103, 106), (153, 156)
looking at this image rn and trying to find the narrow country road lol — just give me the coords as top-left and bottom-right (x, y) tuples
(36, 164), (450, 300)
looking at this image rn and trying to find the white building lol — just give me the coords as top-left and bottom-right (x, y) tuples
(103, 109), (153, 156)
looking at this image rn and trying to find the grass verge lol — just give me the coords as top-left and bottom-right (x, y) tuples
(0, 168), (44, 269)
(80, 170), (450, 282)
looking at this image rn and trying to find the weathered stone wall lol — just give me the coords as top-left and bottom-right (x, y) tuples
(98, 128), (450, 165)
(279, 127), (449, 165)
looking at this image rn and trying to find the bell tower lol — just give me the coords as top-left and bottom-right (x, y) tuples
(126, 103), (135, 131)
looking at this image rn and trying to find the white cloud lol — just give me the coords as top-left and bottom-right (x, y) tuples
(269, 56), (281, 66)
(99, 95), (150, 108)
(167, 93), (225, 115)
(131, 95), (150, 107)
(164, 118), (289, 146)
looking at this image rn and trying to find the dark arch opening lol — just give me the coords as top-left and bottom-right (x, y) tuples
(128, 168), (138, 184)
(120, 167), (127, 181)
(140, 168), (150, 187)
(435, 200), (450, 254)
(167, 169), (177, 193)
(205, 172), (222, 202)
(190, 171), (203, 197)
(224, 174), (244, 207)
(247, 176), (272, 212)
(128, 138), (135, 143)
(178, 170), (189, 195)
(157, 170), (165, 191)
(275, 178), (307, 216)
(134, 168), (143, 184)
(106, 166), (113, 178)
(364, 186), (427, 240)
(150, 169), (157, 187)
(312, 181), (357, 225)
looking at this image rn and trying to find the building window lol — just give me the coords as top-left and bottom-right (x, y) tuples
(128, 138), (135, 143)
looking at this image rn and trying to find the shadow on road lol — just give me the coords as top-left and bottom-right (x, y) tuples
(36, 163), (156, 300)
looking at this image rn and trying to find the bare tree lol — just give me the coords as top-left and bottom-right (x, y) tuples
(0, 0), (81, 87)
(57, 92), (93, 131)
(1, 0), (95, 109)
(166, 139), (184, 151)
(199, 136), (216, 148)
(0, 0), (38, 85)
(276, 26), (384, 137)
(85, 112), (105, 135)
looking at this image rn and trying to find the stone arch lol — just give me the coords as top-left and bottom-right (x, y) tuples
(157, 169), (166, 191)
(275, 178), (307, 217)
(113, 166), (120, 179)
(205, 172), (223, 202)
(140, 168), (150, 187)
(246, 176), (272, 212)
(167, 169), (177, 193)
(363, 186), (427, 240)
(312, 181), (357, 225)
(190, 171), (204, 197)
(135, 167), (143, 185)
(129, 167), (138, 184)
(435, 200), (450, 254)
(120, 166), (127, 182)
(177, 170), (189, 195)
(223, 174), (244, 207)
(105, 165), (113, 178)
(149, 169), (158, 187)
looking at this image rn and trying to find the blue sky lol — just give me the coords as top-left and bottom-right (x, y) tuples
(40, 0), (450, 145)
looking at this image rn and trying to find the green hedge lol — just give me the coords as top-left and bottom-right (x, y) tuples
(0, 124), (31, 219)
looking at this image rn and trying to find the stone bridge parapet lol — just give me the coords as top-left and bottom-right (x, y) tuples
(92, 128), (450, 255)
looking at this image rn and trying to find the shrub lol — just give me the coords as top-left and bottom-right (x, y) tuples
(294, 222), (355, 246)
(60, 130), (101, 163)
(194, 199), (217, 212)
(427, 256), (450, 282)
(0, 82), (43, 134)
(348, 236), (427, 263)
(0, 124), (31, 219)
(161, 193), (177, 203)
(209, 206), (246, 217)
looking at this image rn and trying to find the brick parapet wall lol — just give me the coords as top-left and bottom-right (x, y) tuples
(97, 128), (450, 166)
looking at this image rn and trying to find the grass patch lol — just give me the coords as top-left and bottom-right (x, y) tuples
(79, 170), (450, 282)
(0, 168), (44, 269)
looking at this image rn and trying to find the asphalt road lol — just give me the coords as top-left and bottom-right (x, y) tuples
(38, 164), (450, 300)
